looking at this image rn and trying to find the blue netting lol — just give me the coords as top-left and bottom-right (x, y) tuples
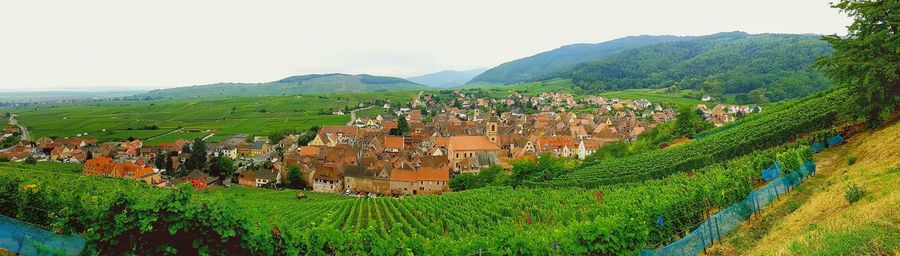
(809, 142), (826, 153)
(640, 160), (816, 256)
(0, 214), (85, 255)
(760, 161), (782, 182)
(827, 134), (845, 147)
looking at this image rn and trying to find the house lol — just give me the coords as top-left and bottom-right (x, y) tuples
(577, 139), (603, 160)
(83, 157), (161, 185)
(122, 139), (143, 158)
(538, 136), (578, 158)
(250, 140), (269, 156)
(389, 165), (450, 195)
(447, 136), (501, 173)
(312, 165), (343, 193)
(238, 170), (257, 187)
(343, 165), (391, 195)
(383, 136), (404, 153)
(252, 169), (281, 188)
(185, 170), (211, 189)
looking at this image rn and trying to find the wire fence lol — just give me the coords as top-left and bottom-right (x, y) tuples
(0, 214), (85, 256)
(640, 160), (816, 256)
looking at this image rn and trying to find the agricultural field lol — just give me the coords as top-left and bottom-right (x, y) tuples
(0, 142), (812, 255)
(469, 79), (584, 98)
(9, 91), (419, 143)
(459, 79), (707, 108)
(597, 89), (706, 107)
(711, 120), (900, 255)
(537, 89), (847, 187)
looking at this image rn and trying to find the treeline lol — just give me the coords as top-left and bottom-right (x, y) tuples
(553, 32), (833, 102)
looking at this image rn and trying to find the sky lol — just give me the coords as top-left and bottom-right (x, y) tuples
(0, 0), (852, 91)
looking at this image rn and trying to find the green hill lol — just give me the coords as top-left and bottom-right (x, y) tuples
(556, 32), (833, 101)
(137, 73), (428, 99)
(467, 35), (691, 84)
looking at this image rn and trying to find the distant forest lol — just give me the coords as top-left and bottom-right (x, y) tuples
(552, 32), (833, 103)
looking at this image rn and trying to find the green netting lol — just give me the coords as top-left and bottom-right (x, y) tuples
(641, 160), (816, 256)
(0, 214), (85, 255)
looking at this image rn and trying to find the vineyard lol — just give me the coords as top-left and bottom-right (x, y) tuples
(0, 141), (814, 255)
(533, 89), (848, 188)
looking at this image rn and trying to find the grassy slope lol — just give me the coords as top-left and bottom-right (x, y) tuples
(597, 88), (705, 107)
(710, 121), (900, 255)
(11, 92), (417, 143)
(459, 79), (582, 97)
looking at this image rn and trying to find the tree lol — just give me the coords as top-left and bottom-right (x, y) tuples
(287, 166), (306, 189)
(154, 150), (166, 170)
(165, 152), (176, 174)
(675, 106), (713, 137)
(747, 88), (769, 104)
(393, 115), (409, 136)
(449, 173), (478, 191)
(815, 0), (899, 128)
(700, 76), (725, 101)
(210, 156), (236, 179)
(188, 138), (207, 171)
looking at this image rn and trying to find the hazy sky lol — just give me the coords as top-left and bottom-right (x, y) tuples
(0, 0), (851, 91)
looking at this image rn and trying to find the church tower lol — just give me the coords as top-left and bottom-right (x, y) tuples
(486, 116), (499, 146)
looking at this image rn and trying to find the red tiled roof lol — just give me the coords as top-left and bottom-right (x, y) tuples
(448, 136), (499, 151)
(384, 136), (404, 150)
(390, 165), (449, 182)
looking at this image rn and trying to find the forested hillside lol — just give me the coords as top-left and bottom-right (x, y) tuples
(138, 74), (427, 99)
(468, 35), (690, 84)
(555, 32), (833, 102)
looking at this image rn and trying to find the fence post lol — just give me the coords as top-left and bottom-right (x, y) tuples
(714, 216), (721, 242)
(699, 222), (708, 255)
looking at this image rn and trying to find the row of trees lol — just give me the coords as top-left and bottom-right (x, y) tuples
(151, 138), (236, 179)
(449, 154), (580, 191)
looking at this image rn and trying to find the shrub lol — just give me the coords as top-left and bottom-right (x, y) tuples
(844, 184), (864, 203)
(847, 155), (858, 165)
(24, 157), (37, 165)
(786, 199), (802, 213)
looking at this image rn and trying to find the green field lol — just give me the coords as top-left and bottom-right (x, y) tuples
(464, 79), (584, 98)
(462, 80), (707, 108)
(11, 92), (418, 143)
(597, 89), (706, 107)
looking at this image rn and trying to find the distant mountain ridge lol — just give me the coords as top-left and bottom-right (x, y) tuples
(553, 32), (833, 101)
(468, 35), (693, 84)
(407, 68), (487, 88)
(137, 73), (427, 99)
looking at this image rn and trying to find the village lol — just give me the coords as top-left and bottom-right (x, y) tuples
(0, 90), (758, 196)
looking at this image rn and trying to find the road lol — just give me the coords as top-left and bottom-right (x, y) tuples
(144, 127), (183, 142)
(346, 105), (374, 126)
(9, 115), (28, 141)
(2, 114), (29, 151)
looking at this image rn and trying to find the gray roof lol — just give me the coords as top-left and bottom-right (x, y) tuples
(251, 141), (266, 149)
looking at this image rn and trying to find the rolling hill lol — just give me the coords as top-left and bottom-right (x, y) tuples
(137, 73), (428, 99)
(554, 32), (834, 102)
(407, 68), (487, 88)
(467, 34), (691, 84)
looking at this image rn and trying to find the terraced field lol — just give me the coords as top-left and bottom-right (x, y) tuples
(0, 141), (814, 254)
